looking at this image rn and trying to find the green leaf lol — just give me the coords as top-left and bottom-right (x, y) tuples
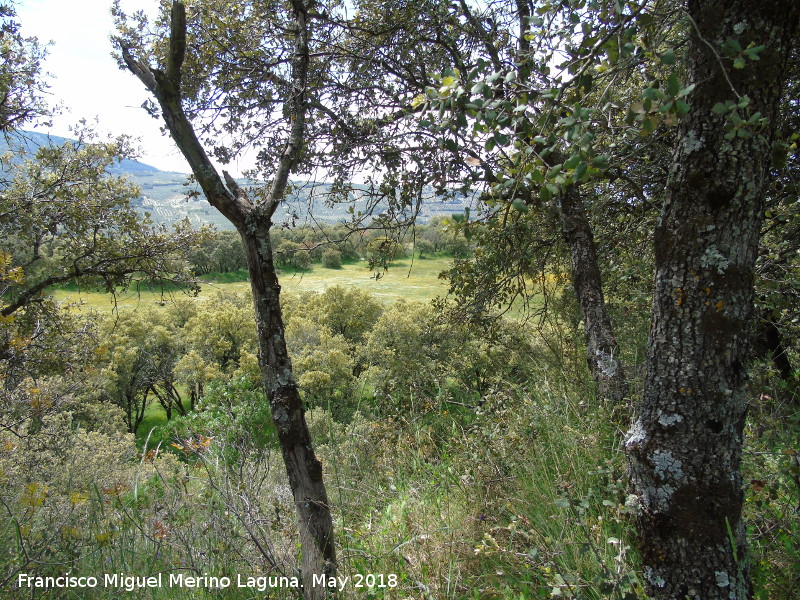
(540, 185), (551, 203)
(667, 73), (680, 97)
(677, 83), (696, 98)
(722, 37), (742, 55)
(592, 154), (610, 170)
(744, 44), (765, 60)
(471, 82), (487, 96)
(511, 198), (529, 212)
(733, 57), (746, 69)
(676, 100), (691, 117)
(564, 154), (582, 170)
(712, 102), (729, 115)
(661, 49), (676, 65)
(643, 87), (660, 100)
(574, 161), (588, 181)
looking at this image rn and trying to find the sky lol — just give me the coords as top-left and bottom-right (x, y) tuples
(15, 0), (217, 174)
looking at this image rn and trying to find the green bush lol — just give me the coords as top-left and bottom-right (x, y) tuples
(321, 248), (342, 268)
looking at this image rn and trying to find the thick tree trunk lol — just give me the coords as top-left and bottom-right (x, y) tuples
(120, 3), (337, 597)
(559, 185), (627, 405)
(625, 2), (799, 599)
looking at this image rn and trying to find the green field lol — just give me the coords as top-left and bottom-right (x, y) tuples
(51, 255), (453, 312)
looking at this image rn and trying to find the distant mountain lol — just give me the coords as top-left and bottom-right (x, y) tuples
(2, 130), (470, 230)
(0, 129), (163, 176)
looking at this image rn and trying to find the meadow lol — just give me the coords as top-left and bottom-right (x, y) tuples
(51, 255), (453, 313)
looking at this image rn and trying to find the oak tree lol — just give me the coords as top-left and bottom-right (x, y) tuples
(114, 1), (337, 592)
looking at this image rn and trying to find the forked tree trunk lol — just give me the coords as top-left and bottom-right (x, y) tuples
(625, 2), (799, 598)
(559, 185), (627, 405)
(120, 2), (337, 597)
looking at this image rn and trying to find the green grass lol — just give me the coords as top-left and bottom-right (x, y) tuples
(52, 255), (453, 312)
(136, 400), (171, 447)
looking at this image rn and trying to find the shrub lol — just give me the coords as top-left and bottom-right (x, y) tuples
(414, 238), (436, 258)
(274, 240), (311, 270)
(321, 248), (342, 269)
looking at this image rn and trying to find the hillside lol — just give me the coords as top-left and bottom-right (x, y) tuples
(2, 130), (469, 230)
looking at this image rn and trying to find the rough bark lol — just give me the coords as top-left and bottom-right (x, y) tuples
(559, 185), (627, 405)
(624, 2), (799, 599)
(120, 2), (336, 597)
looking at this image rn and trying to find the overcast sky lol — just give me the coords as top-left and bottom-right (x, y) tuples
(16, 0), (218, 174)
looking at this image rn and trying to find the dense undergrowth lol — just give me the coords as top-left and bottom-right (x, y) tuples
(1, 285), (798, 599)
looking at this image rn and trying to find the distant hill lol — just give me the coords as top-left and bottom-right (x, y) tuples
(2, 130), (469, 230)
(0, 129), (163, 175)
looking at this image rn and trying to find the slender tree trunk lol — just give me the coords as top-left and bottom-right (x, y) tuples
(119, 3), (337, 596)
(559, 185), (627, 405)
(625, 2), (799, 598)
(241, 212), (337, 593)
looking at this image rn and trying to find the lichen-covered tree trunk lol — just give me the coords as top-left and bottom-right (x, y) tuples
(120, 3), (337, 597)
(241, 213), (337, 594)
(624, 2), (799, 598)
(560, 185), (627, 405)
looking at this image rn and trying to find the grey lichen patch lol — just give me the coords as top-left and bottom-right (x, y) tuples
(273, 406), (290, 432)
(258, 236), (272, 257)
(715, 571), (730, 587)
(595, 348), (618, 378)
(276, 367), (293, 387)
(625, 418), (646, 448)
(683, 130), (703, 155)
(700, 245), (730, 274)
(624, 493), (642, 514)
(653, 450), (684, 480)
(658, 412), (683, 427)
(645, 566), (666, 588)
(649, 483), (676, 512)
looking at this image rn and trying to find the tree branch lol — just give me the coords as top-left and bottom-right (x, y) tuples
(117, 1), (250, 227)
